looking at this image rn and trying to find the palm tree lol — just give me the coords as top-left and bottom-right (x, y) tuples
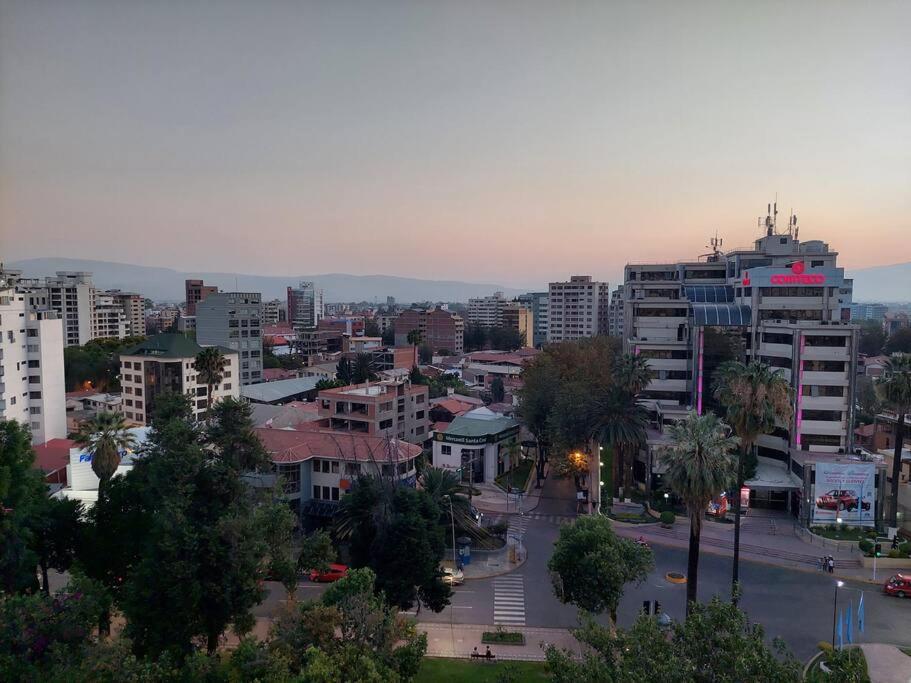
(352, 352), (378, 384)
(74, 411), (137, 491)
(663, 411), (738, 614)
(877, 354), (911, 528)
(713, 360), (792, 602)
(195, 347), (227, 413)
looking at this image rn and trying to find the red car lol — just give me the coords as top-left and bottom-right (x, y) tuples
(309, 563), (348, 583)
(815, 489), (871, 512)
(884, 574), (911, 598)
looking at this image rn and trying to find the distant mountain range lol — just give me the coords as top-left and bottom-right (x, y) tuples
(845, 262), (911, 303)
(5, 258), (530, 304)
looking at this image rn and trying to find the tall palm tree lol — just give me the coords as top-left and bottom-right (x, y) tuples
(663, 411), (738, 614)
(195, 347), (227, 413)
(74, 411), (137, 491)
(877, 354), (911, 527)
(713, 360), (792, 602)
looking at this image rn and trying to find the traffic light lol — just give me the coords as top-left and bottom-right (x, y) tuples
(875, 543), (882, 558)
(654, 600), (662, 615)
(642, 600), (651, 615)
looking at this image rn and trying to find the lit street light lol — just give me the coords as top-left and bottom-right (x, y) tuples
(831, 580), (844, 647)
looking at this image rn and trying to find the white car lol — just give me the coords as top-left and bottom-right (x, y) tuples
(442, 567), (464, 585)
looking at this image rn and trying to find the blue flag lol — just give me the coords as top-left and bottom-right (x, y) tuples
(837, 609), (844, 649)
(857, 593), (865, 634)
(847, 602), (853, 644)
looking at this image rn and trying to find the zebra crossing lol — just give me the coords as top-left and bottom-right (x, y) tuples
(493, 574), (526, 625)
(488, 512), (575, 528)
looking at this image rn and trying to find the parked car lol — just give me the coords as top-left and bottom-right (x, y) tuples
(884, 574), (911, 598)
(309, 563), (349, 583)
(815, 489), (871, 512)
(442, 567), (464, 586)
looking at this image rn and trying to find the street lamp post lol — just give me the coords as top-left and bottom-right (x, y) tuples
(831, 580), (844, 648)
(443, 495), (457, 570)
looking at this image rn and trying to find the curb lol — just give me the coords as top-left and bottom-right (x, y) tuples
(462, 543), (527, 581)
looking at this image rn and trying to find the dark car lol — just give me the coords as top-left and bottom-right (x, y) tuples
(884, 574), (911, 598)
(815, 489), (871, 512)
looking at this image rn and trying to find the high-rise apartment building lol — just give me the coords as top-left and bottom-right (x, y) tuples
(108, 291), (145, 336)
(288, 282), (324, 329)
(185, 279), (218, 316)
(119, 334), (239, 425)
(43, 272), (95, 346)
(607, 285), (625, 337)
(547, 276), (610, 343)
(91, 291), (129, 340)
(394, 308), (464, 354)
(261, 299), (286, 325)
(467, 291), (508, 327)
(0, 282), (67, 443)
(196, 291), (263, 385)
(516, 292), (549, 347)
(624, 211), (859, 517)
(501, 302), (534, 348)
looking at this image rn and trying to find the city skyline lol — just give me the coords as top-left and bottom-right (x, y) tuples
(2, 1), (910, 285)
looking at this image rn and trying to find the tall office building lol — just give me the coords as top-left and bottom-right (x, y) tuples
(287, 282), (324, 329)
(185, 279), (218, 316)
(261, 299), (286, 325)
(43, 272), (95, 346)
(501, 302), (534, 348)
(547, 276), (610, 343)
(624, 209), (858, 512)
(0, 279), (67, 443)
(607, 285), (625, 337)
(196, 291), (263, 385)
(516, 292), (549, 347)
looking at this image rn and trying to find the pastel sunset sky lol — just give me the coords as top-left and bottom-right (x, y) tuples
(1, 1), (909, 288)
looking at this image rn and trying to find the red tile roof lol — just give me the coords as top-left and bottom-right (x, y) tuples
(262, 368), (297, 381)
(431, 421), (451, 433)
(32, 438), (75, 484)
(255, 428), (422, 464)
(433, 398), (474, 416)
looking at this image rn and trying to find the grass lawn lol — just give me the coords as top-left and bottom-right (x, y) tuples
(810, 526), (869, 541)
(415, 658), (549, 682)
(495, 458), (534, 492)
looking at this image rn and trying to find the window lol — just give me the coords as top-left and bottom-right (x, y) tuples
(415, 410), (425, 420)
(135, 388), (143, 396)
(322, 486), (331, 500)
(27, 360), (39, 368)
(197, 399), (208, 409)
(331, 461), (339, 474)
(441, 445), (451, 455)
(345, 463), (361, 476)
(29, 391), (41, 400)
(331, 487), (340, 501)
(29, 406), (41, 415)
(379, 419), (393, 430)
(125, 399), (133, 407)
(135, 400), (143, 409)
(223, 383), (231, 390)
(313, 485), (321, 499)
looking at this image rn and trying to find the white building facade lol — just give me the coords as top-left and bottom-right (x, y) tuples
(547, 276), (610, 343)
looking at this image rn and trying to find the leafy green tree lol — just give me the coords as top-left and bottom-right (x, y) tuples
(352, 352), (378, 384)
(877, 353), (911, 528)
(194, 346), (227, 412)
(663, 412), (738, 612)
(855, 375), (882, 424)
(381, 326), (396, 346)
(297, 529), (337, 576)
(0, 421), (50, 595)
(73, 412), (137, 491)
(30, 497), (84, 594)
(337, 357), (354, 385)
(270, 602), (341, 669)
(408, 365), (426, 386)
(517, 353), (561, 485)
(205, 396), (270, 471)
(364, 319), (381, 337)
(885, 328), (911, 354)
(545, 596), (800, 683)
(595, 386), (649, 501)
(316, 377), (346, 390)
(257, 502), (299, 600)
(713, 360), (792, 600)
(487, 326), (524, 351)
(490, 376), (505, 403)
(548, 515), (652, 623)
(857, 319), (886, 356)
(335, 478), (451, 613)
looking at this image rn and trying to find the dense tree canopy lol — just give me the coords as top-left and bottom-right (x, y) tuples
(63, 336), (146, 391)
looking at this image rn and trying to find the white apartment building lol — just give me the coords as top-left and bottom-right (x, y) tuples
(547, 276), (610, 343)
(91, 291), (129, 340)
(261, 299), (286, 325)
(624, 211), (860, 516)
(0, 284), (67, 443)
(44, 271), (95, 346)
(467, 291), (508, 327)
(119, 334), (239, 425)
(516, 292), (549, 347)
(108, 291), (145, 336)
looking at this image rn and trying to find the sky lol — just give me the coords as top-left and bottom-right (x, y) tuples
(1, 1), (909, 289)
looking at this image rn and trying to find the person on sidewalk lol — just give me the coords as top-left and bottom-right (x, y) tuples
(827, 556), (835, 574)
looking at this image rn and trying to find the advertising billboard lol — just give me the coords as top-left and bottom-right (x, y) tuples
(812, 462), (875, 527)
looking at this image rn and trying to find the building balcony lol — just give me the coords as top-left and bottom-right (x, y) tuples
(757, 342), (793, 357)
(801, 346), (850, 362)
(800, 395), (848, 411)
(646, 378), (688, 392)
(799, 420), (848, 437)
(643, 358), (689, 371)
(801, 371), (849, 385)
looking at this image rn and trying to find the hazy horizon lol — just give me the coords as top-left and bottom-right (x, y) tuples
(2, 1), (910, 286)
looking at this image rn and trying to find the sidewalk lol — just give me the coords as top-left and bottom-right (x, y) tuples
(471, 466), (545, 515)
(612, 512), (883, 584)
(418, 622), (578, 661)
(860, 644), (911, 683)
(442, 540), (527, 579)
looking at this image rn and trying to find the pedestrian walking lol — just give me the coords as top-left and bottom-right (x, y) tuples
(827, 556), (835, 574)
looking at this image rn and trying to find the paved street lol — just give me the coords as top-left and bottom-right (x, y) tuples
(257, 474), (911, 661)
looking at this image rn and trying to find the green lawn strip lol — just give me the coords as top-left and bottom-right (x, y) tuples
(810, 526), (869, 541)
(495, 458), (535, 493)
(415, 657), (549, 682)
(482, 629), (525, 645)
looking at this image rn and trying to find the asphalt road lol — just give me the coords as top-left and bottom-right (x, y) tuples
(261, 474), (911, 661)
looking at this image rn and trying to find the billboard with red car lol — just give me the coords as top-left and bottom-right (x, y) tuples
(812, 462), (875, 527)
